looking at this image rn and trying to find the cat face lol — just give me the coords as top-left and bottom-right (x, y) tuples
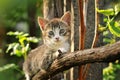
(38, 12), (71, 49)
(44, 19), (70, 45)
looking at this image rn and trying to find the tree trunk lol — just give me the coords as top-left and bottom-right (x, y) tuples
(84, 0), (106, 80)
(84, 0), (101, 80)
(71, 0), (80, 80)
(27, 0), (37, 49)
(43, 0), (64, 20)
(0, 26), (6, 65)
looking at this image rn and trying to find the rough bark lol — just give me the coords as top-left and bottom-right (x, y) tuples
(84, 0), (105, 80)
(32, 41), (120, 80)
(71, 0), (80, 80)
(43, 0), (63, 20)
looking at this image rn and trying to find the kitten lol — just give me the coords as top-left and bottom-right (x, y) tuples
(23, 11), (71, 80)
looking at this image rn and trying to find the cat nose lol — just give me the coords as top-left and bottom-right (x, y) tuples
(55, 37), (59, 41)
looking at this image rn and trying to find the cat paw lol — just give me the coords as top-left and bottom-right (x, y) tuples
(57, 50), (65, 59)
(58, 50), (62, 57)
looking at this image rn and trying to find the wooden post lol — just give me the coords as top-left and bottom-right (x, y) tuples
(83, 0), (99, 79)
(71, 0), (80, 80)
(78, 0), (86, 80)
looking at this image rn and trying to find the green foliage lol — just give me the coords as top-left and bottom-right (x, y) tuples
(97, 4), (120, 44)
(108, 21), (120, 37)
(96, 8), (115, 16)
(0, 0), (43, 80)
(103, 61), (120, 80)
(6, 31), (40, 59)
(0, 0), (28, 27)
(0, 63), (23, 80)
(0, 0), (43, 28)
(97, 3), (120, 80)
(0, 63), (20, 72)
(4, 31), (40, 80)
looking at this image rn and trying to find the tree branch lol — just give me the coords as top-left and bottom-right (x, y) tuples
(32, 41), (120, 80)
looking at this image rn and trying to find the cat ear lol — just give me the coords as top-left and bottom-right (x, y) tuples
(61, 11), (71, 26)
(38, 17), (48, 31)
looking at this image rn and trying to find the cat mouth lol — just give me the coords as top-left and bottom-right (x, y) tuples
(54, 40), (62, 44)
(55, 40), (60, 42)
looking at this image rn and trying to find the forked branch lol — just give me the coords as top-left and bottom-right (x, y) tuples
(32, 41), (120, 80)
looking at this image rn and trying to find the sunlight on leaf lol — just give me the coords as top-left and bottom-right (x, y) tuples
(6, 43), (17, 53)
(13, 43), (22, 57)
(27, 37), (40, 43)
(115, 4), (120, 15)
(103, 38), (115, 44)
(98, 24), (107, 32)
(0, 64), (18, 72)
(6, 31), (40, 59)
(96, 8), (114, 16)
(24, 44), (30, 53)
(108, 21), (120, 37)
(103, 31), (109, 36)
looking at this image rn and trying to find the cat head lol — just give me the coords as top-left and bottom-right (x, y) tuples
(38, 11), (71, 48)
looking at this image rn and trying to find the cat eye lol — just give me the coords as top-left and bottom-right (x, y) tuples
(48, 31), (54, 36)
(60, 29), (66, 34)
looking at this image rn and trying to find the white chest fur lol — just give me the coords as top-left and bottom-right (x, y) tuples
(59, 42), (70, 53)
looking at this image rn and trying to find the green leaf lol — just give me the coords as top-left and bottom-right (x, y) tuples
(114, 4), (120, 15)
(7, 31), (22, 36)
(108, 21), (120, 37)
(22, 33), (29, 37)
(98, 24), (107, 32)
(103, 38), (111, 43)
(25, 43), (30, 53)
(27, 37), (39, 43)
(103, 17), (108, 22)
(0, 64), (17, 72)
(6, 43), (17, 53)
(7, 31), (29, 38)
(103, 38), (115, 44)
(103, 31), (109, 36)
(19, 37), (26, 46)
(15, 50), (23, 57)
(13, 43), (23, 57)
(96, 8), (114, 16)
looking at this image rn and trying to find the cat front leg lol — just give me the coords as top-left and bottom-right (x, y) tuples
(54, 51), (60, 58)
(41, 54), (55, 70)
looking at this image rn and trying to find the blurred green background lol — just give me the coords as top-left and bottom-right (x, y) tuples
(0, 0), (43, 80)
